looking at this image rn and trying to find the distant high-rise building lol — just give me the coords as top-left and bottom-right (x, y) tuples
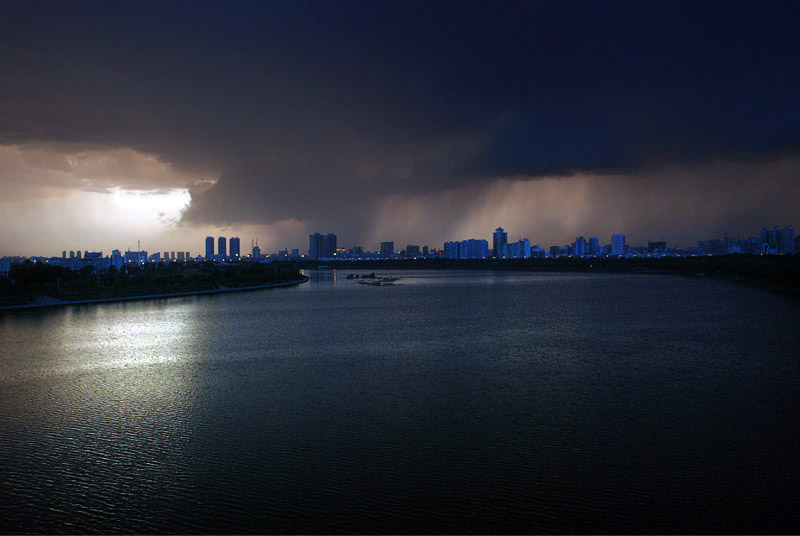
(503, 239), (531, 258)
(309, 233), (336, 260)
(177, 252), (185, 262)
(422, 245), (429, 256)
(611, 234), (626, 256)
(380, 241), (394, 258)
(743, 237), (761, 254)
(493, 227), (507, 258)
(588, 237), (600, 255)
(205, 236), (214, 259)
(758, 225), (793, 254)
(708, 238), (725, 255)
(444, 239), (488, 259)
(520, 238), (531, 258)
(574, 236), (587, 256)
(444, 241), (460, 259)
(111, 250), (123, 269)
(770, 226), (780, 249)
(124, 250), (147, 264)
(467, 239), (489, 259)
(230, 237), (241, 258)
(780, 226), (794, 254)
(759, 228), (770, 249)
(326, 234), (337, 257)
(406, 245), (420, 258)
(218, 237), (227, 258)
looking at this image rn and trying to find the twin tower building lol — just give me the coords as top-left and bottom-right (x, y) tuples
(205, 236), (241, 260)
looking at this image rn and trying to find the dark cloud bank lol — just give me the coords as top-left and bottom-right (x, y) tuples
(2, 1), (798, 244)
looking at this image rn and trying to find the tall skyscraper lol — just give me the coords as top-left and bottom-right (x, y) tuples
(309, 233), (337, 260)
(574, 236), (587, 256)
(589, 237), (600, 255)
(520, 238), (531, 258)
(380, 241), (394, 258)
(493, 227), (507, 258)
(218, 237), (227, 258)
(205, 236), (214, 259)
(611, 234), (626, 256)
(325, 234), (337, 258)
(230, 237), (241, 258)
(779, 226), (794, 254)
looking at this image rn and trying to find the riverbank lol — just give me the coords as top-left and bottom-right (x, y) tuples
(0, 276), (309, 311)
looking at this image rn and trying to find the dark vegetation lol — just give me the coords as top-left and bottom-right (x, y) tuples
(301, 254), (800, 296)
(0, 261), (305, 307)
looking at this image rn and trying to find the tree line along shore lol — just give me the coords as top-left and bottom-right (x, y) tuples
(0, 261), (306, 308)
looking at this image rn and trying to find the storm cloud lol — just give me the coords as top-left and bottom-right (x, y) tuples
(1, 1), (798, 252)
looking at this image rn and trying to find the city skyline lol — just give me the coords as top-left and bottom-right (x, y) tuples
(5, 222), (795, 269)
(1, 2), (799, 256)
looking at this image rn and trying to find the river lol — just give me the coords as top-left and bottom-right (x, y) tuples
(0, 270), (798, 533)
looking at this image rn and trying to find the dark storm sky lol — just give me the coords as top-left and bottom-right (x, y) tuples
(1, 0), (798, 251)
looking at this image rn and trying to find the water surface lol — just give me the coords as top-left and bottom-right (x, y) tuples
(1, 271), (798, 533)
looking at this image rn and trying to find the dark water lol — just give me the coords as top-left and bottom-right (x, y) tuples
(0, 270), (798, 534)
